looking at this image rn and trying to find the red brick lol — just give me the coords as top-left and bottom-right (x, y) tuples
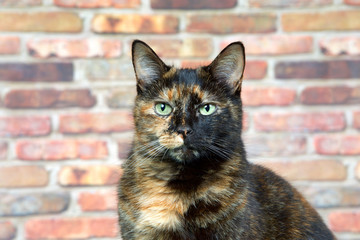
(59, 111), (133, 134)
(92, 14), (179, 34)
(54, 0), (140, 8)
(242, 87), (296, 106)
(5, 89), (96, 109)
(314, 135), (360, 155)
(28, 39), (122, 58)
(221, 36), (312, 55)
(16, 140), (108, 160)
(0, 221), (16, 240)
(0, 116), (51, 137)
(275, 60), (360, 79)
(282, 11), (360, 32)
(244, 135), (307, 157)
(354, 111), (360, 129)
(151, 0), (236, 9)
(344, 0), (360, 5)
(254, 112), (345, 132)
(0, 12), (82, 32)
(329, 211), (360, 232)
(0, 142), (8, 159)
(137, 39), (212, 58)
(320, 37), (360, 56)
(0, 37), (20, 55)
(249, 0), (331, 7)
(85, 59), (135, 81)
(299, 186), (360, 208)
(243, 113), (249, 132)
(58, 165), (121, 186)
(25, 218), (118, 239)
(187, 14), (276, 34)
(0, 63), (73, 82)
(118, 138), (132, 159)
(78, 191), (117, 211)
(181, 60), (267, 80)
(0, 166), (48, 188)
(260, 160), (347, 181)
(301, 86), (360, 105)
(0, 193), (69, 216)
(107, 86), (137, 108)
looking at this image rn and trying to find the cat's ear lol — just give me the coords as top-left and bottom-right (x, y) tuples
(132, 40), (169, 93)
(207, 42), (245, 93)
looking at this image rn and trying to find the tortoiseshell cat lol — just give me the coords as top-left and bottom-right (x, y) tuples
(117, 40), (335, 240)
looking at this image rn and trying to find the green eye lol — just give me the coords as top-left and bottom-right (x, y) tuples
(155, 103), (172, 116)
(199, 104), (217, 116)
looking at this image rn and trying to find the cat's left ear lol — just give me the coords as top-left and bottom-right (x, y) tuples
(207, 42), (245, 94)
(132, 40), (170, 93)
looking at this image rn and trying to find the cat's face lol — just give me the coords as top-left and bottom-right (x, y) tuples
(132, 40), (245, 165)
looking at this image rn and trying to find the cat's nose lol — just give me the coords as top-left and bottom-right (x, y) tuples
(176, 125), (193, 137)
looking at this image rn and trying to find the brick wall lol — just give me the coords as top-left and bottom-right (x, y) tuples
(0, 0), (359, 239)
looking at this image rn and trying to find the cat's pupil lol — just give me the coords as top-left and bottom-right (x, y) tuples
(161, 104), (166, 111)
(205, 104), (210, 112)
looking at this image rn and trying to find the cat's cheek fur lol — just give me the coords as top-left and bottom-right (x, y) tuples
(159, 134), (184, 149)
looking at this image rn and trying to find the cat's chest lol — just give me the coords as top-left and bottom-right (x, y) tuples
(136, 188), (190, 231)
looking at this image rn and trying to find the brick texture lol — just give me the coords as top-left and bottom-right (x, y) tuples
(314, 135), (360, 155)
(2, 1), (360, 239)
(345, 0), (360, 5)
(0, 142), (8, 159)
(92, 15), (179, 34)
(137, 39), (212, 58)
(58, 166), (121, 186)
(0, 221), (16, 240)
(151, 0), (236, 9)
(0, 37), (20, 55)
(221, 36), (313, 55)
(320, 37), (360, 56)
(4, 89), (96, 108)
(59, 111), (133, 134)
(300, 186), (360, 208)
(54, 0), (140, 8)
(242, 87), (296, 106)
(275, 60), (360, 79)
(254, 112), (345, 132)
(0, 193), (69, 216)
(16, 140), (108, 160)
(0, 116), (51, 137)
(329, 212), (360, 232)
(282, 11), (360, 32)
(249, 0), (332, 7)
(354, 111), (360, 129)
(0, 166), (48, 188)
(187, 14), (276, 34)
(0, 12), (82, 32)
(301, 86), (360, 105)
(78, 191), (117, 211)
(261, 160), (347, 181)
(25, 218), (118, 239)
(27, 39), (122, 58)
(0, 63), (73, 82)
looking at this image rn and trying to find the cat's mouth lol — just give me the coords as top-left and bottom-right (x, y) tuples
(169, 145), (199, 162)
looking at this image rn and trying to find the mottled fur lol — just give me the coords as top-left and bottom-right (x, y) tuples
(118, 40), (336, 240)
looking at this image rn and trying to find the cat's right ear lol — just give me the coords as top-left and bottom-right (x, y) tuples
(132, 40), (169, 94)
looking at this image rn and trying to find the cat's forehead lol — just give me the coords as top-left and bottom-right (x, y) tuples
(159, 67), (212, 102)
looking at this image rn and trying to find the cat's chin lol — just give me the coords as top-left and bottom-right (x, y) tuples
(169, 146), (200, 163)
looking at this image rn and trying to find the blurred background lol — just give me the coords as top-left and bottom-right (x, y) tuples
(0, 0), (359, 239)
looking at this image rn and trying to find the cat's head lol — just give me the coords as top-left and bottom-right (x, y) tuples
(132, 40), (245, 165)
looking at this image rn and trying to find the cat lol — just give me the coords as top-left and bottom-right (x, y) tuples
(117, 40), (336, 240)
